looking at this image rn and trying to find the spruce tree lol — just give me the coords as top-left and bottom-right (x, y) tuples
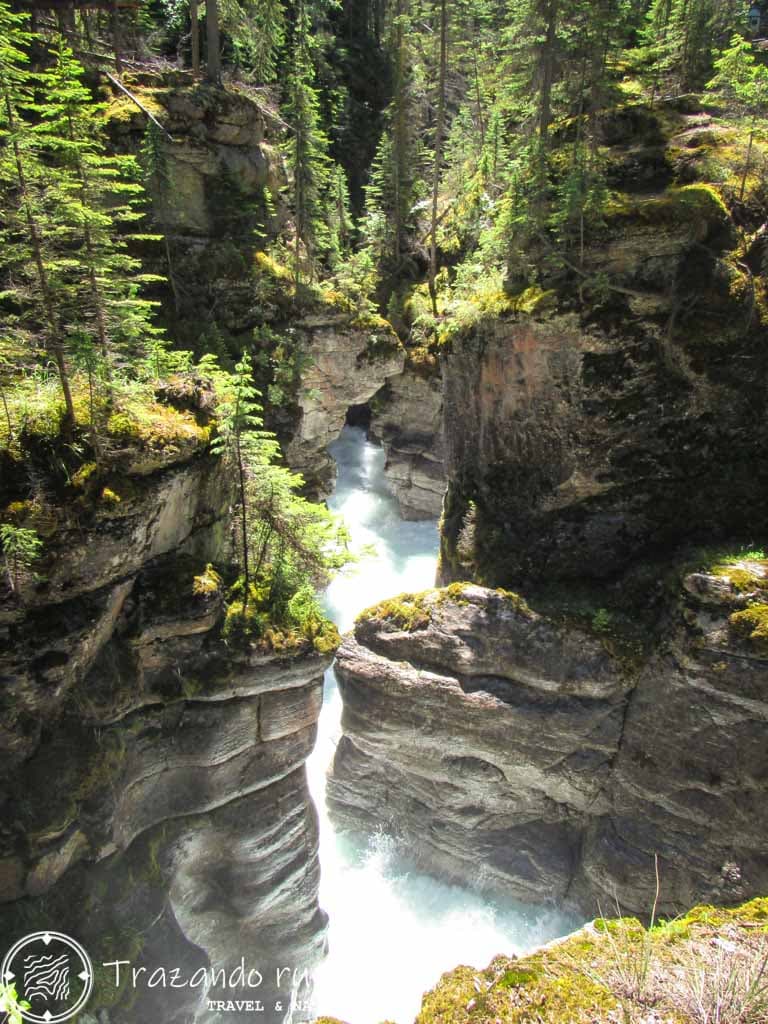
(283, 0), (332, 285)
(428, 0), (449, 316)
(0, 2), (75, 428)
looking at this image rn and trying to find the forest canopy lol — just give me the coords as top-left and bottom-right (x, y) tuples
(1, 0), (766, 639)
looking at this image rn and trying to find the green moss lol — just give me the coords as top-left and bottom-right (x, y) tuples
(608, 183), (729, 228)
(100, 486), (121, 506)
(71, 462), (98, 489)
(494, 587), (534, 616)
(710, 554), (768, 594)
(359, 591), (433, 631)
(104, 86), (167, 126)
(192, 563), (224, 597)
(405, 344), (440, 378)
(359, 584), (534, 632)
(497, 968), (541, 988)
(311, 620), (341, 655)
(415, 895), (768, 1024)
(729, 602), (768, 651)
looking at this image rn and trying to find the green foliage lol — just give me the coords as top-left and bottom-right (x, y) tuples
(211, 350), (350, 648)
(0, 4), (173, 451)
(282, 0), (351, 284)
(0, 983), (30, 1024)
(591, 607), (613, 633)
(730, 603), (768, 650)
(0, 522), (42, 594)
(193, 562), (224, 596)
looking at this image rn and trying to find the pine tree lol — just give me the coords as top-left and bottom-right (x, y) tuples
(34, 44), (167, 445)
(210, 352), (272, 607)
(283, 0), (332, 285)
(219, 0), (286, 81)
(428, 0), (449, 316)
(708, 34), (768, 199)
(640, 0), (742, 96)
(0, 2), (75, 429)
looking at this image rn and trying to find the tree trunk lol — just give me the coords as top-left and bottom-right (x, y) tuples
(0, 382), (13, 443)
(537, 0), (558, 149)
(111, 0), (122, 72)
(4, 91), (75, 430)
(393, 0), (407, 261)
(236, 440), (250, 609)
(428, 0), (448, 318)
(740, 123), (755, 201)
(206, 0), (221, 83)
(190, 0), (200, 76)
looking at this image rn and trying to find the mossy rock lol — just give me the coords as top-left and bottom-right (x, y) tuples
(357, 584), (532, 632)
(607, 183), (730, 232)
(729, 602), (768, 651)
(416, 895), (768, 1024)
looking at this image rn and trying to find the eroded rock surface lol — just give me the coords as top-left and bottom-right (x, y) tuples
(438, 185), (768, 588)
(370, 364), (445, 520)
(328, 581), (768, 916)
(285, 317), (405, 493)
(0, 437), (330, 1022)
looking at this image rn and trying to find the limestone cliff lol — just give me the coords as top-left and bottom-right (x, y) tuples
(284, 314), (405, 494)
(438, 108), (768, 587)
(370, 361), (446, 520)
(324, 100), (768, 920)
(328, 578), (768, 918)
(0, 413), (330, 1022)
(105, 73), (415, 499)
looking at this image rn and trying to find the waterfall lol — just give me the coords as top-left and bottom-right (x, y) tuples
(306, 426), (576, 1024)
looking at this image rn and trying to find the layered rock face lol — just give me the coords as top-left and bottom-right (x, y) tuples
(370, 364), (446, 520)
(439, 168), (768, 585)
(107, 74), (286, 353)
(284, 316), (405, 494)
(0, 437), (330, 1022)
(328, 581), (768, 916)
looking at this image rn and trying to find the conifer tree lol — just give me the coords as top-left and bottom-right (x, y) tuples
(39, 47), (162, 367)
(211, 352), (268, 607)
(428, 0), (449, 316)
(0, 2), (75, 428)
(708, 34), (768, 199)
(362, 0), (420, 272)
(283, 0), (332, 284)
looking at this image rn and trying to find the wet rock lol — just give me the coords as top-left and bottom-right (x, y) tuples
(328, 581), (768, 916)
(285, 317), (405, 493)
(371, 365), (446, 519)
(0, 444), (331, 1024)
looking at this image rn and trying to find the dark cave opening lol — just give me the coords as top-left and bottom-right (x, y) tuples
(346, 403), (372, 430)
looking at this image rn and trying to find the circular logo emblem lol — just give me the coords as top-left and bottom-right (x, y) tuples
(1, 932), (93, 1024)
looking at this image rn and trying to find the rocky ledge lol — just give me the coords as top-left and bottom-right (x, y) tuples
(411, 897), (768, 1024)
(1, 430), (331, 1023)
(328, 574), (768, 917)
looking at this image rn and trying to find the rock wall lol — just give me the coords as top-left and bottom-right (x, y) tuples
(370, 364), (446, 520)
(328, 579), (768, 917)
(284, 315), (405, 494)
(107, 73), (287, 357)
(0, 436), (330, 1023)
(439, 180), (768, 588)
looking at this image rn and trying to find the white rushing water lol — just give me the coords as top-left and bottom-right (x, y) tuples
(306, 426), (577, 1024)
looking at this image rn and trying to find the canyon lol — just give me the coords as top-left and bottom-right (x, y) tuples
(2, 35), (767, 1024)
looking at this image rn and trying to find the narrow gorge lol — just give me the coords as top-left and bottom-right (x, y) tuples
(1, 3), (767, 1024)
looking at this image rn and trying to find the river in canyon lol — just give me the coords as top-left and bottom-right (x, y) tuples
(306, 426), (577, 1024)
